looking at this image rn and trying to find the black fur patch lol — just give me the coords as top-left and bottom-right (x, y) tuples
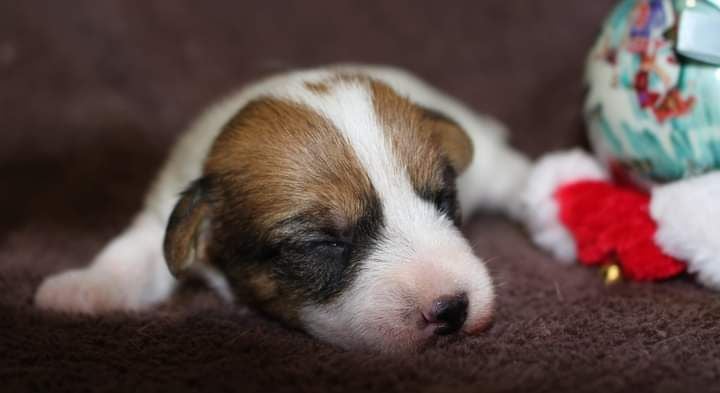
(271, 196), (384, 303)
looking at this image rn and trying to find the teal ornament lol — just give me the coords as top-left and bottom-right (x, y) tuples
(585, 0), (720, 186)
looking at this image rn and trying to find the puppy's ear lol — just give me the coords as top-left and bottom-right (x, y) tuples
(163, 178), (213, 277)
(422, 108), (474, 173)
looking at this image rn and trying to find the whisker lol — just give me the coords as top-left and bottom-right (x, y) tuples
(482, 255), (502, 265)
(492, 280), (509, 289)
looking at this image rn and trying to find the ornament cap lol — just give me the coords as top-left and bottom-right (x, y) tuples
(677, 9), (720, 65)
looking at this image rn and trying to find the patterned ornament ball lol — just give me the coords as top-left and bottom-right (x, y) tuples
(585, 0), (720, 186)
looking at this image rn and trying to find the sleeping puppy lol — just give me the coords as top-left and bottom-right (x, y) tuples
(35, 65), (529, 352)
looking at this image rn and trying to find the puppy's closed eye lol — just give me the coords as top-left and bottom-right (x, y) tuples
(291, 238), (352, 261)
(273, 236), (356, 302)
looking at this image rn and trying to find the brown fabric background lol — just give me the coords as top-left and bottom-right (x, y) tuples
(2, 1), (720, 392)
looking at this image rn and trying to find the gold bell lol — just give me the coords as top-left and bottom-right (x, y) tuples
(601, 263), (623, 285)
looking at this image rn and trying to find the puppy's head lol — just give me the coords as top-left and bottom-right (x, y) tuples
(163, 76), (494, 352)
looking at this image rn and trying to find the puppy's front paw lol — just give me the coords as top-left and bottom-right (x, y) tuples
(35, 268), (134, 314)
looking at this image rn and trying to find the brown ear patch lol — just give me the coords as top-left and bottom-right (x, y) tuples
(163, 179), (212, 277)
(370, 80), (474, 192)
(420, 107), (474, 173)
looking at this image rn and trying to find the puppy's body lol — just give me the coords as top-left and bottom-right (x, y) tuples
(36, 65), (529, 351)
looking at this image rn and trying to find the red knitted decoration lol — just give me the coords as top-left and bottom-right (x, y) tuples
(554, 180), (685, 281)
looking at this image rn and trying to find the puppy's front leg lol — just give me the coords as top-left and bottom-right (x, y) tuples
(35, 213), (176, 314)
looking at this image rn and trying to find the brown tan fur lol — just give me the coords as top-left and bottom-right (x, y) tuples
(369, 80), (474, 191)
(205, 97), (374, 230)
(304, 81), (330, 94)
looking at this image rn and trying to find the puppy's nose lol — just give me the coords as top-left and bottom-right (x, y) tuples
(425, 293), (468, 335)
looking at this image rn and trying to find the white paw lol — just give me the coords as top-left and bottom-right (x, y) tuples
(521, 149), (608, 263)
(35, 268), (138, 314)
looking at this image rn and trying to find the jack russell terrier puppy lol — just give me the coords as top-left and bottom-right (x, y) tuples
(35, 65), (529, 352)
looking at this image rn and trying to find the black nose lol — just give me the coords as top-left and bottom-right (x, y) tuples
(427, 293), (468, 335)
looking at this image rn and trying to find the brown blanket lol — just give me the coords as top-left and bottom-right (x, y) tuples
(3, 1), (720, 392)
